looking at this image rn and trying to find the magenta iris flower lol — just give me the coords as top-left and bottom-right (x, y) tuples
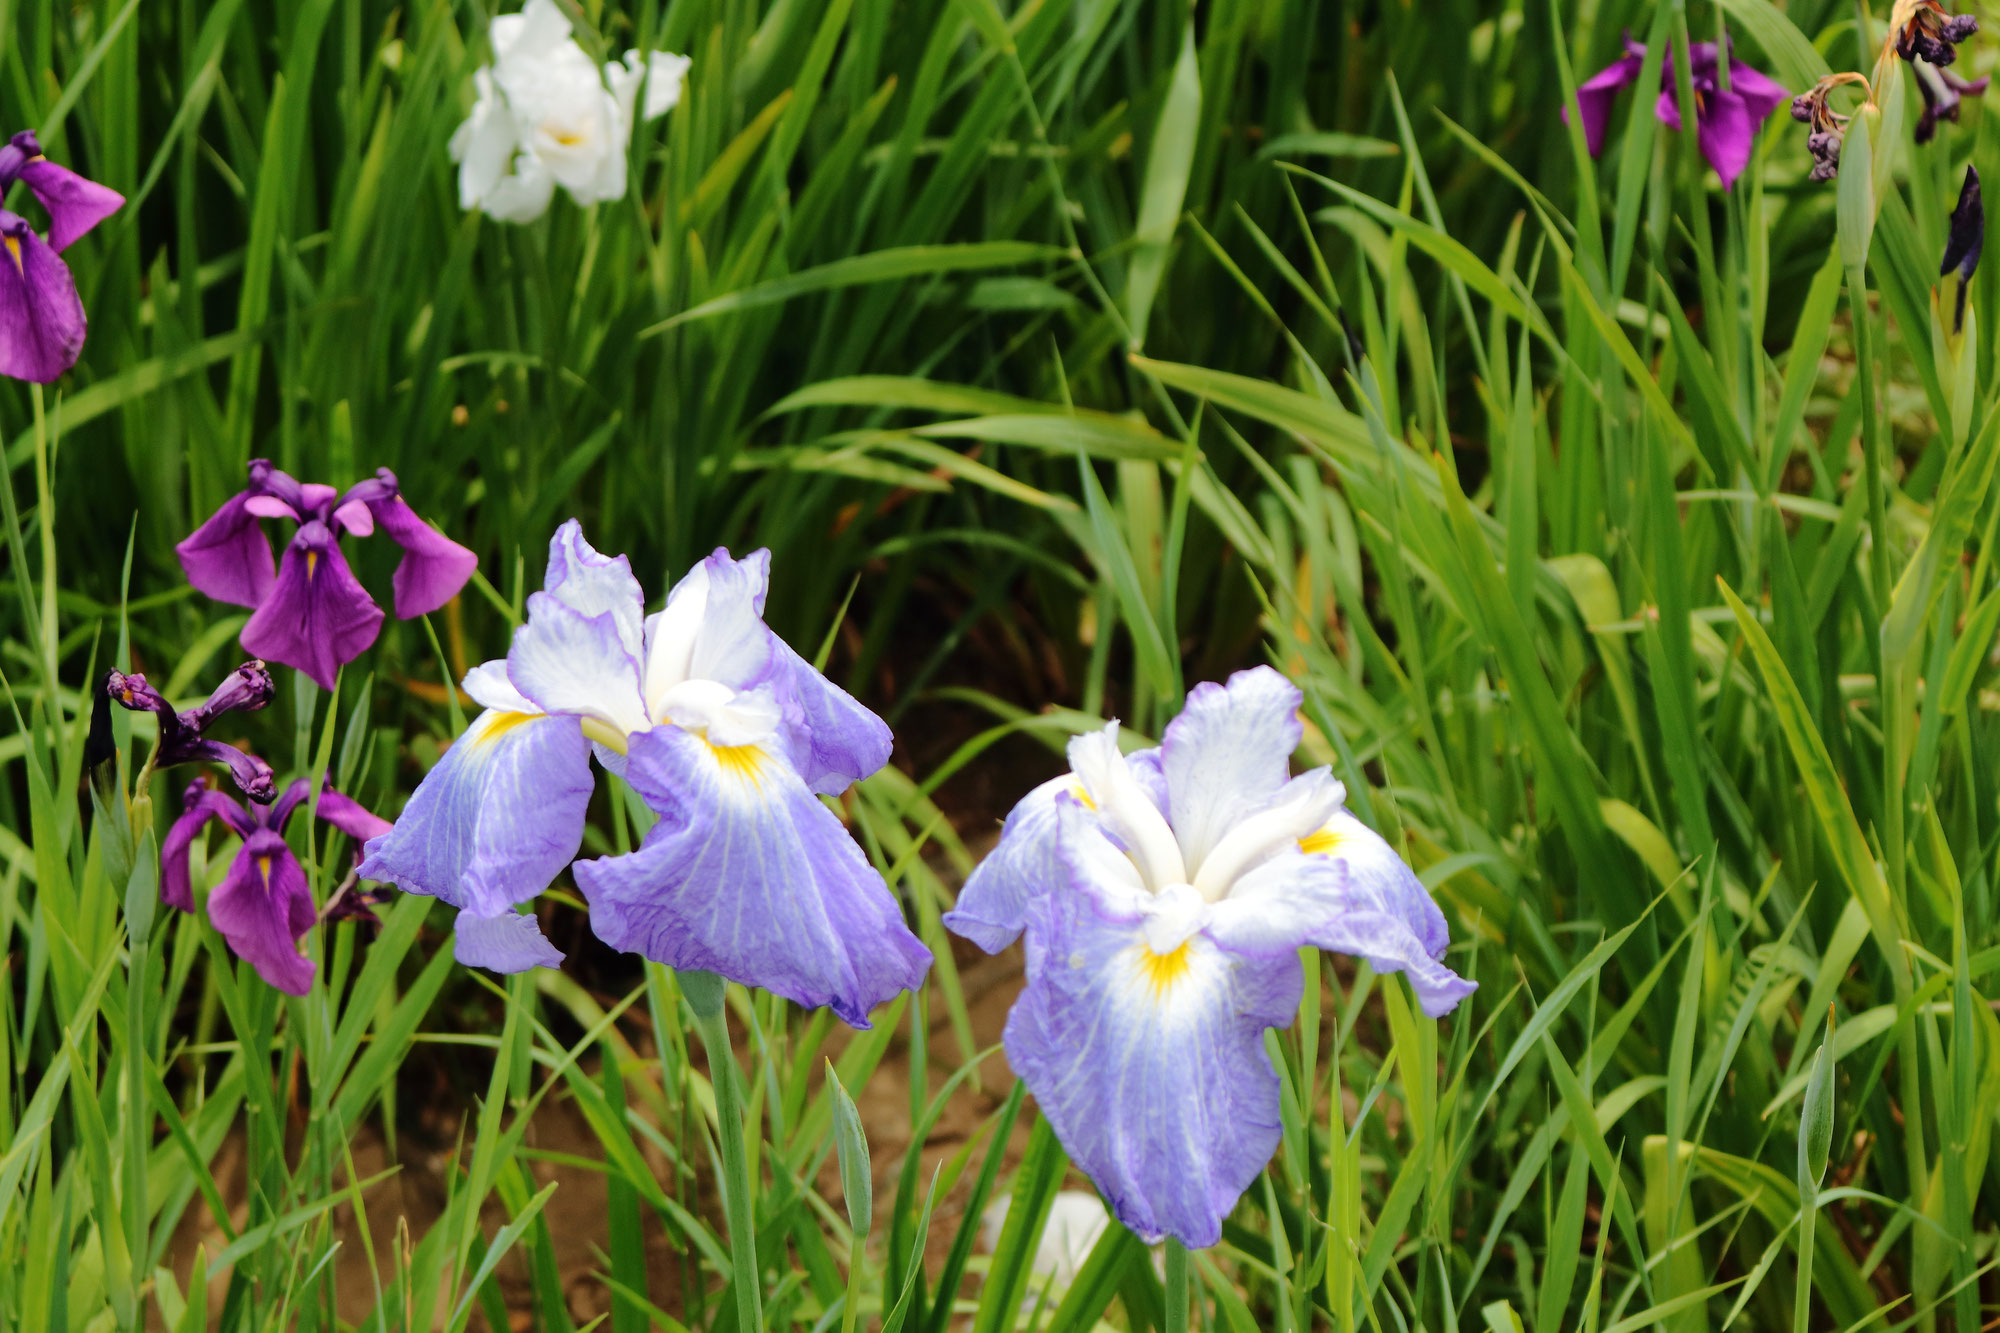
(0, 130), (123, 383)
(358, 520), (932, 1026)
(164, 774), (392, 995)
(1567, 37), (1789, 190)
(177, 461), (479, 690)
(105, 661), (278, 802)
(945, 668), (1473, 1247)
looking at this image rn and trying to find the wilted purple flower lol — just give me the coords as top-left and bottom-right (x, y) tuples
(1914, 58), (1989, 142)
(1896, 0), (1979, 66)
(358, 521), (932, 1027)
(944, 668), (1473, 1248)
(164, 774), (392, 995)
(177, 461), (479, 690)
(1789, 74), (1872, 181)
(0, 130), (123, 383)
(1566, 36), (1789, 190)
(104, 662), (277, 802)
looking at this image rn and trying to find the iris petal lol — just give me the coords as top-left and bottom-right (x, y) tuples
(162, 786), (256, 913)
(368, 493), (478, 619)
(1161, 666), (1305, 878)
(176, 493), (277, 609)
(454, 907), (566, 971)
(0, 213), (85, 383)
(207, 830), (317, 996)
(18, 157), (124, 252)
(357, 708), (593, 925)
(241, 522), (386, 691)
(943, 773), (1076, 952)
(507, 590), (651, 735)
(1005, 855), (1301, 1248)
(574, 724), (931, 1028)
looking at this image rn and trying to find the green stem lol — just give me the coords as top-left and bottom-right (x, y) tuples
(1850, 266), (1903, 897)
(31, 383), (56, 694)
(684, 970), (764, 1333)
(1165, 1238), (1189, 1333)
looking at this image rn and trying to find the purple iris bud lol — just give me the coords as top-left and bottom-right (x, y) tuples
(358, 520), (931, 1026)
(943, 667), (1474, 1248)
(1898, 1), (1978, 66)
(1941, 166), (1984, 337)
(0, 129), (123, 383)
(105, 662), (277, 802)
(176, 462), (479, 690)
(163, 775), (394, 995)
(1564, 34), (1789, 190)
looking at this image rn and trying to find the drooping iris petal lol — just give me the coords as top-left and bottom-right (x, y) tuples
(1302, 808), (1452, 957)
(206, 829), (317, 996)
(1204, 847), (1475, 1018)
(453, 907), (566, 970)
(314, 788), (395, 843)
(182, 739), (278, 805)
(770, 638), (895, 797)
(1160, 667), (1302, 876)
(242, 521), (387, 691)
(357, 707), (593, 936)
(943, 773), (1078, 952)
(0, 211), (85, 383)
(365, 492), (478, 618)
(162, 784), (256, 912)
(573, 723), (932, 1028)
(176, 492), (278, 610)
(1721, 60), (1792, 124)
(17, 157), (125, 252)
(1567, 51), (1645, 155)
(1004, 834), (1303, 1248)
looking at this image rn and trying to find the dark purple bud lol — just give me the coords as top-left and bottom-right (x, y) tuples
(1791, 92), (1817, 122)
(324, 873), (390, 928)
(1943, 166), (1983, 285)
(1943, 14), (1979, 43)
(105, 670), (174, 721)
(108, 666), (277, 802)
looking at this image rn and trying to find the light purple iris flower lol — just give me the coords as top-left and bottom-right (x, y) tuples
(177, 461), (479, 691)
(1566, 37), (1789, 190)
(163, 774), (392, 995)
(105, 661), (278, 802)
(0, 130), (123, 383)
(357, 520), (932, 1027)
(944, 667), (1474, 1248)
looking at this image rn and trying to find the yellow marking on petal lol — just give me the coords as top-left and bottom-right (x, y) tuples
(710, 743), (765, 786)
(3, 235), (20, 272)
(305, 549), (319, 581)
(1134, 942), (1192, 1001)
(1299, 824), (1348, 856)
(475, 710), (539, 746)
(1068, 783), (1095, 810)
(256, 856), (272, 887)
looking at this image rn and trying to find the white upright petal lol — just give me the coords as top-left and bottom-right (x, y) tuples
(642, 549), (775, 719)
(507, 590), (651, 736)
(463, 657), (540, 714)
(1190, 768), (1345, 902)
(1068, 724), (1187, 893)
(634, 50), (691, 120)
(543, 519), (646, 660)
(1160, 666), (1304, 878)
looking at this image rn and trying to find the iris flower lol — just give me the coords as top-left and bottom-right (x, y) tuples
(358, 521), (932, 1027)
(177, 461), (478, 691)
(104, 661), (278, 802)
(451, 0), (690, 222)
(1568, 37), (1789, 189)
(945, 667), (1473, 1247)
(0, 129), (123, 382)
(164, 774), (391, 995)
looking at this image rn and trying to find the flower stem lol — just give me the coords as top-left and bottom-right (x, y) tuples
(682, 969), (764, 1333)
(30, 383), (56, 692)
(1165, 1238), (1190, 1333)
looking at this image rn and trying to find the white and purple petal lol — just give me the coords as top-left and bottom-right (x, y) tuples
(1160, 666), (1304, 877)
(506, 589), (651, 735)
(1006, 833), (1301, 1247)
(356, 707), (593, 939)
(543, 519), (646, 659)
(942, 773), (1077, 953)
(573, 724), (931, 1028)
(454, 907), (566, 971)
